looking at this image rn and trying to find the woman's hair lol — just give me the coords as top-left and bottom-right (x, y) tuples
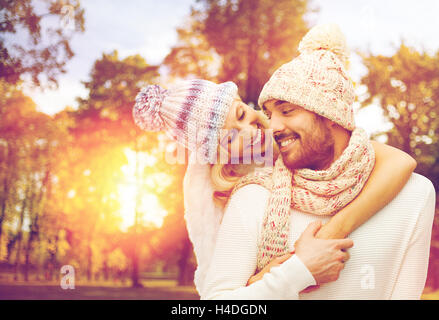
(210, 162), (257, 208)
(210, 110), (273, 208)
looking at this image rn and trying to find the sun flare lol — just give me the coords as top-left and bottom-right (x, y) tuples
(117, 148), (168, 231)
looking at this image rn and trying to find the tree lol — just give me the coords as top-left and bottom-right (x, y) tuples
(73, 51), (161, 287)
(0, 80), (31, 260)
(0, 79), (68, 280)
(163, 13), (221, 82)
(164, 0), (313, 105)
(147, 145), (192, 286)
(360, 43), (439, 189)
(76, 50), (159, 124)
(360, 43), (439, 289)
(0, 0), (85, 87)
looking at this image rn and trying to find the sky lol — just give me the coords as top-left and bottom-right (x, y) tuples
(25, 0), (439, 135)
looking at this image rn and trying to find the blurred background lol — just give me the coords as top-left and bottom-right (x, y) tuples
(0, 0), (438, 300)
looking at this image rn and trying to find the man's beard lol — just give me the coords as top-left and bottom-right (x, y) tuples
(276, 117), (335, 171)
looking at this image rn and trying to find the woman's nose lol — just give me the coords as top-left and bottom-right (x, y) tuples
(247, 110), (260, 128)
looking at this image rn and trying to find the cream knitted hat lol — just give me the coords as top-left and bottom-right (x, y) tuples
(258, 23), (355, 131)
(133, 79), (238, 163)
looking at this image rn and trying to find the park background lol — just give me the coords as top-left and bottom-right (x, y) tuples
(0, 0), (438, 299)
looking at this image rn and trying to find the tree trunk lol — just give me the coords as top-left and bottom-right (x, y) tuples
(103, 249), (109, 281)
(13, 204), (26, 281)
(177, 239), (193, 286)
(22, 179), (39, 281)
(131, 132), (143, 288)
(24, 228), (38, 281)
(13, 178), (33, 281)
(46, 233), (59, 281)
(24, 166), (50, 281)
(131, 242), (141, 288)
(87, 243), (93, 281)
(6, 234), (18, 263)
(0, 142), (11, 259)
(245, 0), (259, 105)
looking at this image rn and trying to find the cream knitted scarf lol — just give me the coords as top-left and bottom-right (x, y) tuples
(232, 128), (375, 271)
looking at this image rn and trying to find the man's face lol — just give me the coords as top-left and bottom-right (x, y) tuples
(263, 99), (335, 170)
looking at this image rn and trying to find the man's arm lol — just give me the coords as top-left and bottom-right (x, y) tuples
(201, 184), (353, 300)
(390, 181), (436, 299)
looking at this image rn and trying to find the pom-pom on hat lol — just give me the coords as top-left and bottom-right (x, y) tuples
(258, 23), (355, 131)
(133, 79), (238, 163)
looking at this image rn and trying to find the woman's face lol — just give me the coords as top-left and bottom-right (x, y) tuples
(220, 96), (276, 163)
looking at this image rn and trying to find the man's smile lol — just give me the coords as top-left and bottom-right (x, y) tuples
(276, 132), (300, 153)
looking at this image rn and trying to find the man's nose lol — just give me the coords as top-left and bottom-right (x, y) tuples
(269, 113), (285, 136)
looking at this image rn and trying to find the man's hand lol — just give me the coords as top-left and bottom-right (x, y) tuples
(294, 221), (353, 285)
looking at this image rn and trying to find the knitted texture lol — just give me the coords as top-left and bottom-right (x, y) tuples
(257, 157), (293, 269)
(291, 128), (375, 214)
(232, 166), (274, 193)
(232, 128), (375, 271)
(258, 23), (355, 131)
(203, 173), (435, 299)
(133, 79), (238, 163)
(133, 85), (168, 131)
(258, 128), (374, 271)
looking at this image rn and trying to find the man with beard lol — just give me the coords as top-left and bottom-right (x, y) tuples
(201, 24), (435, 300)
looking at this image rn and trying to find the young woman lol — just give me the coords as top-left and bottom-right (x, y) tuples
(133, 79), (416, 297)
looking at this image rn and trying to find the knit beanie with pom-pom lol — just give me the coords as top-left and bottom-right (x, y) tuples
(132, 79), (238, 163)
(258, 23), (356, 131)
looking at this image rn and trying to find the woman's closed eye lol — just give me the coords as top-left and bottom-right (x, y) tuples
(238, 107), (245, 121)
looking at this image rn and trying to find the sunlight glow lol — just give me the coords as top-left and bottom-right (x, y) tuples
(117, 148), (169, 231)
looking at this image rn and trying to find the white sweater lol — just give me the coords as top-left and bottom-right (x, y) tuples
(183, 156), (224, 294)
(200, 173), (436, 300)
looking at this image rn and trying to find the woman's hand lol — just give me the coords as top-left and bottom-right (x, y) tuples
(246, 251), (294, 286)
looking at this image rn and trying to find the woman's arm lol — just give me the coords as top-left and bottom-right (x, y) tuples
(247, 142), (416, 287)
(316, 141), (417, 239)
(183, 154), (223, 294)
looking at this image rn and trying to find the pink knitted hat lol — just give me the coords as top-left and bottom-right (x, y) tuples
(258, 23), (356, 131)
(133, 79), (238, 163)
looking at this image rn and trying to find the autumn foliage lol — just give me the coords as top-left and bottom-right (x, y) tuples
(0, 0), (438, 294)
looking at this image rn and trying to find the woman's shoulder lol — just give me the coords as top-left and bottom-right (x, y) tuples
(225, 167), (272, 226)
(225, 183), (270, 239)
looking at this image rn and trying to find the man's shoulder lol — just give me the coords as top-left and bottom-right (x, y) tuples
(390, 172), (436, 220)
(401, 173), (435, 198)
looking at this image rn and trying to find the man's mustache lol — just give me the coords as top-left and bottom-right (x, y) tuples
(274, 131), (300, 144)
